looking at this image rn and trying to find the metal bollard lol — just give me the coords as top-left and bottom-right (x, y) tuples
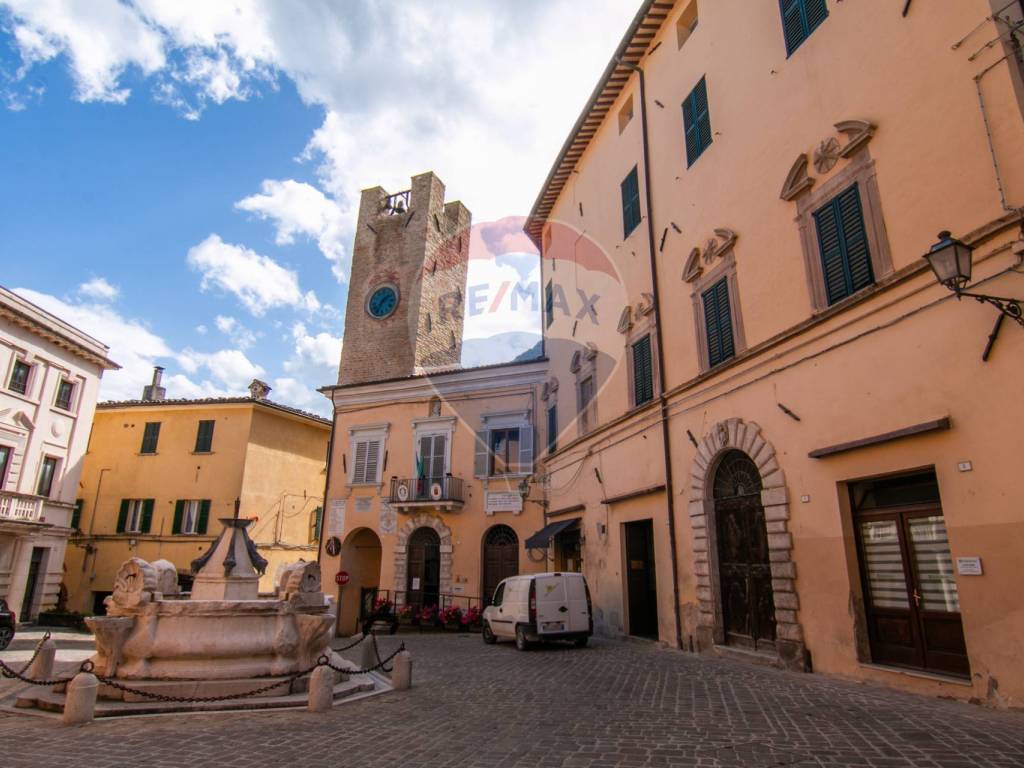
(307, 666), (334, 712)
(392, 650), (412, 690)
(28, 639), (57, 681)
(359, 635), (376, 671)
(62, 672), (99, 725)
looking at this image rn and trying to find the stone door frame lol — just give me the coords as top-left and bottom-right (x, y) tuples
(393, 513), (452, 607)
(688, 418), (807, 671)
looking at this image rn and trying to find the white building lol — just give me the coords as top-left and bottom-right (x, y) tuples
(0, 286), (117, 621)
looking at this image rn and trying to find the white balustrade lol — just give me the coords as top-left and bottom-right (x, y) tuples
(0, 492), (43, 522)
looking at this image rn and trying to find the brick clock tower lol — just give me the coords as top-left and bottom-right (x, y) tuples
(339, 172), (471, 386)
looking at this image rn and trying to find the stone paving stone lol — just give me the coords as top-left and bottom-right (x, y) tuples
(1, 634), (1023, 767)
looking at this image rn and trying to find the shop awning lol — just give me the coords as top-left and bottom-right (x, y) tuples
(525, 518), (579, 549)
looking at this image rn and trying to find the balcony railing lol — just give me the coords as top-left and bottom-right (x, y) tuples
(381, 189), (411, 215)
(388, 476), (464, 506)
(0, 492), (43, 523)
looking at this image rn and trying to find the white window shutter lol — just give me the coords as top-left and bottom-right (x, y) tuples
(518, 425), (534, 473)
(353, 440), (369, 483)
(364, 440), (381, 483)
(474, 430), (489, 477)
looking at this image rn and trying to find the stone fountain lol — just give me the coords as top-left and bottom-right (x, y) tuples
(16, 510), (384, 716)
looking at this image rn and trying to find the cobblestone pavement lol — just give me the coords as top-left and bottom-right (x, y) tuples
(2, 633), (1023, 767)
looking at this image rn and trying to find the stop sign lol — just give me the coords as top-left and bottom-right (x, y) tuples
(335, 570), (350, 586)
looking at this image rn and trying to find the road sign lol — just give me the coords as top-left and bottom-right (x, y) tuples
(335, 570), (350, 586)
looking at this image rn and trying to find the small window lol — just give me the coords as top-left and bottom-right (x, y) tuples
(140, 422), (161, 454)
(813, 183), (874, 305)
(8, 360), (31, 395)
(547, 404), (558, 454)
(194, 420), (215, 453)
(618, 94), (634, 134)
(0, 444), (11, 488)
(351, 438), (383, 484)
(682, 76), (712, 167)
(71, 499), (83, 530)
(310, 506), (323, 543)
(621, 167), (642, 238)
(780, 0), (828, 57)
(545, 280), (555, 329)
(631, 335), (655, 406)
(172, 499), (209, 535)
(578, 375), (595, 434)
(489, 428), (521, 476)
(118, 498), (154, 534)
(676, 1), (699, 48)
(36, 456), (58, 497)
(702, 278), (736, 368)
(55, 379), (75, 411)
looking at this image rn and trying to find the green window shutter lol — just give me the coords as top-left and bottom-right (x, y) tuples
(195, 420), (215, 452)
(172, 500), (184, 534)
(312, 506), (323, 542)
(545, 281), (554, 329)
(702, 278), (736, 368)
(116, 499), (129, 533)
(140, 499), (155, 533)
(547, 404), (558, 454)
(683, 76), (712, 167)
(197, 500), (211, 535)
(780, 0), (828, 56)
(141, 422), (161, 454)
(813, 183), (873, 305)
(71, 499), (83, 530)
(632, 335), (654, 406)
(474, 430), (489, 477)
(620, 166), (641, 238)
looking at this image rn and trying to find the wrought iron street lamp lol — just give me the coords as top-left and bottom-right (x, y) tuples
(923, 230), (1023, 327)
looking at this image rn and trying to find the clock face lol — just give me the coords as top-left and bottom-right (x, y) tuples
(367, 285), (399, 318)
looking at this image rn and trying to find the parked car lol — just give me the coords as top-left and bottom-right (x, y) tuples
(0, 599), (15, 651)
(482, 572), (592, 650)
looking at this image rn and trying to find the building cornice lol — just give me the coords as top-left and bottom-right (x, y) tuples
(96, 396), (331, 428)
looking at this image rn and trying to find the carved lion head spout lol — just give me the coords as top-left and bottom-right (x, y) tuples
(111, 557), (159, 609)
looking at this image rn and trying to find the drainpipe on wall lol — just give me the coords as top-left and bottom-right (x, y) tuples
(316, 411), (336, 563)
(617, 58), (684, 651)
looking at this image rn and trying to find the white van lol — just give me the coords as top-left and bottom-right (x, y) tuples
(482, 572), (593, 650)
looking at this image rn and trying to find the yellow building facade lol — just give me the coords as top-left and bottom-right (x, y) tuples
(65, 375), (330, 613)
(530, 0), (1024, 707)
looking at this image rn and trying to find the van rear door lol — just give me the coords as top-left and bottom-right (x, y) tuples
(565, 574), (590, 633)
(534, 574), (569, 635)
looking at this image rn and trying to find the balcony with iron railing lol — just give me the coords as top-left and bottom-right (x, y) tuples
(0, 491), (44, 524)
(388, 475), (464, 512)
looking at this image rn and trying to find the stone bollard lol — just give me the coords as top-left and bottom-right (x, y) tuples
(392, 650), (412, 691)
(63, 672), (99, 726)
(28, 638), (57, 681)
(359, 635), (377, 671)
(307, 666), (334, 712)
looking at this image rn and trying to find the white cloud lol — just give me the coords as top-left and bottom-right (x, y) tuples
(214, 314), (258, 349)
(176, 347), (264, 391)
(195, 324), (208, 335)
(77, 277), (120, 302)
(271, 376), (329, 415)
(13, 287), (172, 401)
(235, 179), (348, 280)
(286, 321), (341, 371)
(186, 233), (320, 316)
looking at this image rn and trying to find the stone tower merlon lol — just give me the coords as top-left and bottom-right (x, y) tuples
(338, 171), (472, 386)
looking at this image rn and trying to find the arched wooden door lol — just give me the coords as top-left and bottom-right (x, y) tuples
(406, 527), (440, 610)
(482, 525), (519, 605)
(714, 450), (776, 650)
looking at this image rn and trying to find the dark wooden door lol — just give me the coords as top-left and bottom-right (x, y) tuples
(406, 528), (440, 610)
(556, 528), (582, 572)
(714, 451), (775, 650)
(624, 520), (658, 638)
(21, 547), (44, 620)
(855, 497), (968, 677)
(483, 525), (519, 605)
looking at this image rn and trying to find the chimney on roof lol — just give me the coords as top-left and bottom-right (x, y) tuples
(248, 379), (271, 400)
(142, 366), (166, 402)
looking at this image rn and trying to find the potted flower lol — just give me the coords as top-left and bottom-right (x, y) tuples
(461, 605), (483, 632)
(417, 605), (436, 628)
(373, 597), (394, 616)
(440, 605), (463, 631)
(396, 604), (414, 626)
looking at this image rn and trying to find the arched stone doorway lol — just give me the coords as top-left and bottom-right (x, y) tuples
(406, 527), (441, 610)
(337, 527), (382, 637)
(689, 418), (807, 671)
(713, 450), (775, 651)
(482, 524), (519, 605)
(394, 513), (453, 609)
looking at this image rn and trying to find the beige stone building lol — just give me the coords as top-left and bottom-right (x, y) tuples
(528, 0), (1024, 706)
(65, 374), (331, 613)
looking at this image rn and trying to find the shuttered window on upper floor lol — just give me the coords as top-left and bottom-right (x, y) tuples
(780, 0), (828, 57)
(140, 422), (160, 454)
(351, 438), (382, 484)
(813, 183), (874, 306)
(631, 335), (654, 406)
(621, 166), (641, 238)
(194, 420), (215, 453)
(682, 76), (712, 167)
(701, 278), (736, 368)
(547, 404), (558, 454)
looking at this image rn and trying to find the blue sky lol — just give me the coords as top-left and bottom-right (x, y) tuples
(0, 1), (636, 414)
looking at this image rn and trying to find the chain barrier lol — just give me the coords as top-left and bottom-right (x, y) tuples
(16, 631), (52, 675)
(1, 628), (405, 705)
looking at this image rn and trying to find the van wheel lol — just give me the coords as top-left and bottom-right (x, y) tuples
(515, 625), (531, 651)
(574, 636), (588, 648)
(482, 624), (497, 644)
